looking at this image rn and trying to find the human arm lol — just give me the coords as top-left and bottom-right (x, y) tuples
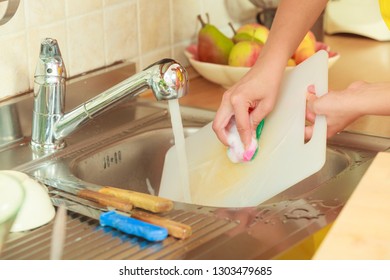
(212, 0), (329, 148)
(305, 81), (390, 139)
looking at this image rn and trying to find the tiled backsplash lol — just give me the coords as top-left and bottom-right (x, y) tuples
(0, 0), (257, 100)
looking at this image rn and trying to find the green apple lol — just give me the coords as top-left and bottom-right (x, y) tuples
(232, 23), (269, 45)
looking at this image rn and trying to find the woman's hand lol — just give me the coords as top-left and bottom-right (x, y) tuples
(305, 81), (381, 140)
(212, 65), (281, 149)
(212, 0), (330, 149)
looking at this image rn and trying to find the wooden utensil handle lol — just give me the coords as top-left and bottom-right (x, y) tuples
(99, 186), (173, 213)
(78, 189), (133, 213)
(131, 209), (192, 240)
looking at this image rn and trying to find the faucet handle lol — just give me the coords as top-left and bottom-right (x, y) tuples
(31, 38), (67, 152)
(35, 38), (66, 79)
(147, 59), (189, 101)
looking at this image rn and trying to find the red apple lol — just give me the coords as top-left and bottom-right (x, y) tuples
(293, 31), (317, 64)
(228, 41), (263, 67)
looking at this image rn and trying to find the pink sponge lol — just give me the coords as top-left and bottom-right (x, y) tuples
(226, 119), (261, 163)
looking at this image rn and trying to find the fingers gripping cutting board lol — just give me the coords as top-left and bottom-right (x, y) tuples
(159, 50), (328, 207)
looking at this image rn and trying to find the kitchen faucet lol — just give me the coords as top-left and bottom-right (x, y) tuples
(31, 38), (189, 152)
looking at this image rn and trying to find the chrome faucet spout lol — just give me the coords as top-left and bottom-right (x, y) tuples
(31, 38), (189, 152)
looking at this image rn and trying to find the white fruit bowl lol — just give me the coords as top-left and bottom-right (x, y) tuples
(0, 173), (24, 252)
(185, 43), (340, 89)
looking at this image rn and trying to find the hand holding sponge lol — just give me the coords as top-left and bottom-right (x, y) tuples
(226, 118), (265, 163)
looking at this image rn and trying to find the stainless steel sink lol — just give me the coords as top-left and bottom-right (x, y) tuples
(71, 127), (199, 195)
(1, 61), (389, 260)
(71, 126), (350, 203)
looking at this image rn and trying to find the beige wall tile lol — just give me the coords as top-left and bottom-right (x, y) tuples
(25, 0), (66, 27)
(140, 48), (171, 70)
(0, 33), (30, 99)
(172, 0), (201, 43)
(202, 0), (230, 27)
(66, 0), (103, 17)
(103, 1), (138, 65)
(173, 43), (191, 67)
(67, 12), (105, 76)
(104, 0), (131, 6)
(139, 0), (171, 54)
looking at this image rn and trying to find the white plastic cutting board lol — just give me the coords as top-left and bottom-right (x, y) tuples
(159, 50), (328, 207)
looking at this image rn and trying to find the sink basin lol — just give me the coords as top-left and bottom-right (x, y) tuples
(71, 126), (350, 204)
(71, 127), (199, 195)
(10, 101), (387, 260)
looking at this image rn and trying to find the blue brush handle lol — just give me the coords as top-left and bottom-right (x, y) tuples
(99, 211), (168, 242)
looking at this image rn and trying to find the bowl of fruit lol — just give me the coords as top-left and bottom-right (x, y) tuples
(186, 15), (339, 89)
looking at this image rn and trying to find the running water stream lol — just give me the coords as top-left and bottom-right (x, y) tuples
(167, 99), (192, 203)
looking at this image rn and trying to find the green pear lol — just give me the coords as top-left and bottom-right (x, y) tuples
(197, 14), (234, 65)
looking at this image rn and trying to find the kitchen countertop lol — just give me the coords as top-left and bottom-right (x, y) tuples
(325, 35), (390, 138)
(313, 151), (390, 259)
(143, 34), (390, 259)
(313, 35), (390, 260)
